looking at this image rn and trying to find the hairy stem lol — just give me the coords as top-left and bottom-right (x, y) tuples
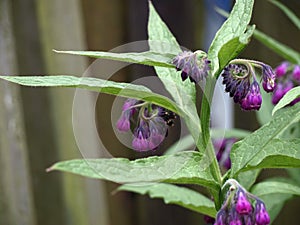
(199, 77), (223, 206)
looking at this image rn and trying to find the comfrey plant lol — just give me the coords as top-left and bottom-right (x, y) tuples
(272, 62), (300, 105)
(1, 0), (300, 224)
(116, 99), (176, 151)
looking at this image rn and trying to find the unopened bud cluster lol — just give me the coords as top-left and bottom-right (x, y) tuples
(214, 179), (270, 225)
(116, 99), (175, 152)
(272, 62), (300, 105)
(221, 59), (276, 111)
(172, 50), (211, 84)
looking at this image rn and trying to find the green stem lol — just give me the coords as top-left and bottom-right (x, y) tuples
(199, 77), (222, 185)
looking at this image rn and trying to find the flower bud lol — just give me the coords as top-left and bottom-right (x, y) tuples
(172, 50), (210, 84)
(275, 61), (289, 77)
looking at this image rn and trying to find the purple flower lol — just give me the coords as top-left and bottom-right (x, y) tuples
(275, 61), (289, 77)
(262, 64), (276, 92)
(239, 81), (262, 111)
(116, 111), (131, 132)
(271, 62), (300, 106)
(255, 201), (270, 225)
(292, 65), (300, 81)
(222, 64), (249, 104)
(271, 81), (294, 105)
(132, 122), (150, 152)
(215, 180), (270, 225)
(116, 99), (175, 151)
(172, 50), (210, 84)
(148, 117), (167, 150)
(235, 189), (252, 215)
(213, 138), (236, 170)
(214, 210), (226, 225)
(221, 60), (277, 111)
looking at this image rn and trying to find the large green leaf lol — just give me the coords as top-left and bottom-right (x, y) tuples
(48, 151), (219, 191)
(251, 180), (300, 196)
(245, 138), (300, 170)
(208, 0), (254, 77)
(118, 183), (217, 217)
(230, 104), (300, 176)
(54, 50), (175, 68)
(251, 179), (300, 222)
(253, 29), (300, 64)
(237, 169), (260, 190)
(286, 168), (300, 185)
(269, 0), (300, 30)
(0, 75), (180, 114)
(147, 2), (201, 144)
(217, 25), (255, 73)
(272, 86), (300, 115)
(215, 6), (300, 64)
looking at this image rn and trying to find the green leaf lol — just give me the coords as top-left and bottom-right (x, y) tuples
(118, 183), (217, 217)
(272, 86), (300, 115)
(208, 0), (254, 77)
(256, 88), (274, 125)
(147, 2), (201, 144)
(286, 168), (300, 185)
(0, 75), (180, 114)
(48, 151), (219, 191)
(230, 104), (300, 176)
(218, 25), (255, 72)
(269, 0), (300, 30)
(54, 50), (175, 68)
(245, 138), (300, 170)
(253, 29), (300, 64)
(215, 6), (300, 64)
(164, 128), (251, 155)
(251, 180), (300, 196)
(210, 128), (251, 139)
(237, 169), (260, 190)
(251, 180), (300, 222)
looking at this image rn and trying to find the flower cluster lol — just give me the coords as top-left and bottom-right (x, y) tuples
(214, 179), (270, 225)
(272, 62), (300, 105)
(221, 59), (276, 111)
(213, 138), (237, 170)
(172, 50), (211, 84)
(116, 99), (176, 152)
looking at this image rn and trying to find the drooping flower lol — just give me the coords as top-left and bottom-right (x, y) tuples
(274, 61), (289, 78)
(239, 81), (262, 111)
(292, 65), (300, 81)
(271, 81), (293, 105)
(255, 200), (270, 225)
(214, 179), (270, 225)
(235, 189), (252, 215)
(272, 62), (300, 106)
(262, 64), (276, 92)
(172, 50), (211, 84)
(221, 59), (276, 111)
(213, 138), (237, 170)
(116, 99), (176, 151)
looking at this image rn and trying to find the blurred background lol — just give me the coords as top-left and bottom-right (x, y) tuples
(0, 0), (299, 225)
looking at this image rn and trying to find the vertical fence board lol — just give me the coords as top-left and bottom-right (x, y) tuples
(0, 1), (36, 224)
(11, 0), (67, 224)
(35, 0), (109, 224)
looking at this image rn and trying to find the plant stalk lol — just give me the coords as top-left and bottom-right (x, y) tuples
(199, 77), (223, 185)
